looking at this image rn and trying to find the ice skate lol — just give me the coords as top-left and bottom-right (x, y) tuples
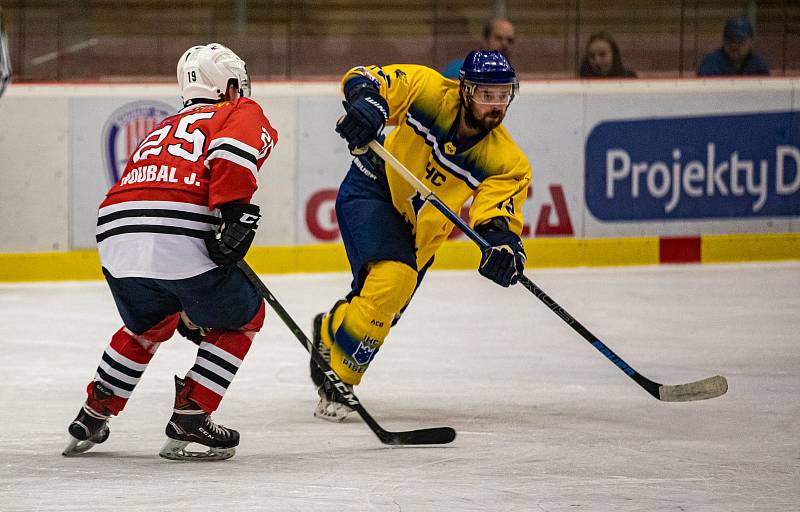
(63, 381), (113, 456)
(159, 376), (239, 461)
(309, 311), (355, 422)
(315, 378), (355, 422)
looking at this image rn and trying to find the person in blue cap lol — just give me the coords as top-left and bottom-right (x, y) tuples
(697, 16), (769, 76)
(441, 18), (515, 80)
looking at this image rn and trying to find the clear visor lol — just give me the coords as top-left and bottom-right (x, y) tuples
(237, 63), (251, 97)
(467, 83), (516, 105)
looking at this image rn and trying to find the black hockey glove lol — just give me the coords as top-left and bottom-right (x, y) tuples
(176, 312), (207, 346)
(204, 202), (261, 267)
(476, 218), (526, 288)
(335, 90), (389, 155)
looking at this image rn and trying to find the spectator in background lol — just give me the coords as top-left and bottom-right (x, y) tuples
(697, 16), (769, 76)
(578, 31), (636, 78)
(441, 17), (514, 79)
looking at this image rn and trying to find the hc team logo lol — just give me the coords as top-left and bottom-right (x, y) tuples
(353, 335), (380, 365)
(102, 101), (174, 186)
(585, 111), (800, 221)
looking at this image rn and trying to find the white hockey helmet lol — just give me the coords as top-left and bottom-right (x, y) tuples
(177, 43), (250, 105)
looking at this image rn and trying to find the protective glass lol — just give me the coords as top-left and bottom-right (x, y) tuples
(239, 64), (251, 97)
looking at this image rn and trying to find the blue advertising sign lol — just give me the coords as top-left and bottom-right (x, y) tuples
(585, 111), (800, 221)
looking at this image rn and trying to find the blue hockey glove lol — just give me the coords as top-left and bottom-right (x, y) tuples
(476, 218), (526, 288)
(204, 202), (261, 267)
(335, 91), (388, 154)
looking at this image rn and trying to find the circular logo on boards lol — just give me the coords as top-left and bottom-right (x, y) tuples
(102, 100), (174, 187)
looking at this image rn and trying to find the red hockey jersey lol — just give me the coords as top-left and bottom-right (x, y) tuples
(96, 97), (278, 279)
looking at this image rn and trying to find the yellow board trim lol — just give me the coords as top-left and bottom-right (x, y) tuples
(0, 234), (797, 282)
(0, 250), (104, 282)
(701, 233), (800, 263)
(434, 237), (660, 269)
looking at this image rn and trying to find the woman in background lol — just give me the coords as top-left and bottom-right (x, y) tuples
(579, 31), (637, 78)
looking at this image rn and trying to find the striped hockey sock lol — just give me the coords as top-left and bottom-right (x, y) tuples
(90, 326), (160, 415)
(184, 301), (265, 413)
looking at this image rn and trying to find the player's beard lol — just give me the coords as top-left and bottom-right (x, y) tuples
(464, 102), (505, 132)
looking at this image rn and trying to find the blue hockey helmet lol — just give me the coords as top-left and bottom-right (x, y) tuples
(459, 50), (518, 104)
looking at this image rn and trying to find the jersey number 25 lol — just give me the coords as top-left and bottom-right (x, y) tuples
(132, 111), (216, 164)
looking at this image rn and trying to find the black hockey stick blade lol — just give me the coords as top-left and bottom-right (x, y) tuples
(657, 375), (728, 402)
(237, 261), (456, 446)
(372, 422), (457, 446)
(382, 429), (456, 445)
(316, 363), (456, 445)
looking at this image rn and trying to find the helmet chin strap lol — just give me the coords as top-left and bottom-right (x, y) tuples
(463, 101), (483, 131)
(457, 96), (487, 134)
(183, 98), (221, 107)
(184, 80), (242, 107)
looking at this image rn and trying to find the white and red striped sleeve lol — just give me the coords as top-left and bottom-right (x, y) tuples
(205, 98), (278, 208)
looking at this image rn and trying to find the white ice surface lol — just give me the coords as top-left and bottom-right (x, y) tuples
(1, 262), (798, 511)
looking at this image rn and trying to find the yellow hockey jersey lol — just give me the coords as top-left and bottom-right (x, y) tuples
(342, 64), (532, 268)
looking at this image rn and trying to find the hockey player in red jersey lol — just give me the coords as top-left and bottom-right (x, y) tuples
(63, 43), (278, 461)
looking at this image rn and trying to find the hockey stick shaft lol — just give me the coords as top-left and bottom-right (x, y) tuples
(367, 141), (727, 402)
(236, 260), (456, 444)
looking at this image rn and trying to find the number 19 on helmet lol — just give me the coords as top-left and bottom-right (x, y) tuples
(177, 43), (251, 106)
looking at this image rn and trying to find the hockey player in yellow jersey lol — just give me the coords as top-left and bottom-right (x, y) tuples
(309, 50), (532, 420)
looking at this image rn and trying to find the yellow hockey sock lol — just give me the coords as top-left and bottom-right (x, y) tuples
(327, 261), (417, 385)
(319, 300), (347, 351)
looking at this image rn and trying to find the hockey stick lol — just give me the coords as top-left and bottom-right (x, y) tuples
(367, 140), (728, 402)
(236, 260), (457, 445)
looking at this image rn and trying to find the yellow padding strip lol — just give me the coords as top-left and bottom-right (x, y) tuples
(0, 250), (103, 282)
(0, 234), (796, 282)
(432, 237), (660, 270)
(701, 233), (800, 263)
(244, 244), (350, 274)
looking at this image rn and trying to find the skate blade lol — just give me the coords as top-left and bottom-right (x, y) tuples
(62, 435), (96, 456)
(158, 439), (235, 462)
(314, 400), (353, 423)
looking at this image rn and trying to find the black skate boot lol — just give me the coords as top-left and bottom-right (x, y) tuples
(159, 375), (239, 461)
(314, 375), (355, 423)
(63, 381), (113, 456)
(310, 306), (355, 422)
(309, 312), (329, 389)
(308, 300), (348, 389)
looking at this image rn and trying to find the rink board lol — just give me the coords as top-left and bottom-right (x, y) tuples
(0, 79), (797, 278)
(1, 232), (798, 282)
